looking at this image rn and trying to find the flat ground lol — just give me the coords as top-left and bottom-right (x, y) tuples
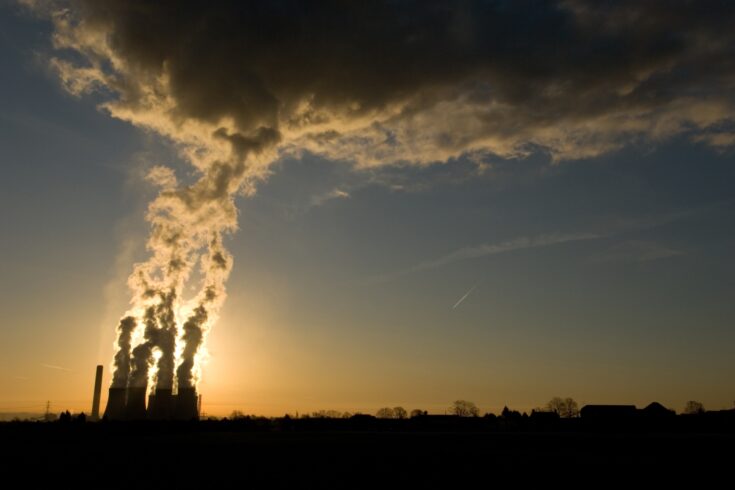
(1, 424), (732, 487)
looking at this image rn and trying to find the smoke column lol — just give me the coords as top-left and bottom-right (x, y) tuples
(176, 306), (207, 390)
(110, 316), (136, 388)
(106, 154), (245, 397)
(128, 306), (157, 389)
(177, 234), (233, 389)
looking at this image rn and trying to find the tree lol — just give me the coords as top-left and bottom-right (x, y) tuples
(311, 410), (343, 418)
(501, 406), (521, 418)
(393, 406), (407, 419)
(230, 410), (245, 419)
(376, 407), (395, 419)
(683, 400), (705, 414)
(450, 400), (480, 417)
(546, 397), (579, 418)
(410, 409), (427, 418)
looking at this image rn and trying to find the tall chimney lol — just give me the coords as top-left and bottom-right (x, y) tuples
(90, 365), (103, 421)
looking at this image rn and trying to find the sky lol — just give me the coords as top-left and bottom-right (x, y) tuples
(0, 1), (734, 417)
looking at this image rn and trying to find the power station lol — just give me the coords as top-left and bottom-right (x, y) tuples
(94, 364), (200, 421)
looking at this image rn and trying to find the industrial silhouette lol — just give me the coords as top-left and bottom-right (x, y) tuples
(1, 366), (732, 489)
(101, 364), (200, 421)
(90, 365), (102, 421)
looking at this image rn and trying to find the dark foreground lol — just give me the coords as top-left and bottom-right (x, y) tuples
(1, 420), (733, 487)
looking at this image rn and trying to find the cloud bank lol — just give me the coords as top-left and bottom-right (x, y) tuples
(40, 0), (735, 172)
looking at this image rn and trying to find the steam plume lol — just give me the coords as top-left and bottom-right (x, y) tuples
(176, 306), (207, 390)
(110, 315), (136, 388)
(128, 306), (157, 388)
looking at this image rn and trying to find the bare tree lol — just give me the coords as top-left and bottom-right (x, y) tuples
(546, 397), (579, 418)
(450, 400), (480, 417)
(376, 407), (396, 419)
(683, 400), (705, 414)
(393, 406), (407, 419)
(311, 410), (344, 418)
(410, 409), (427, 418)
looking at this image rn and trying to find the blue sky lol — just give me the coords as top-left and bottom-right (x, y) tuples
(0, 2), (733, 416)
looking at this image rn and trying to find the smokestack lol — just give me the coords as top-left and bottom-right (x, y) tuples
(125, 386), (148, 420)
(174, 387), (199, 421)
(103, 387), (126, 420)
(148, 388), (175, 420)
(90, 365), (103, 421)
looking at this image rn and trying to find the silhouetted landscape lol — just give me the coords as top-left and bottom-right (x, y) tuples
(4, 2), (735, 487)
(2, 402), (733, 486)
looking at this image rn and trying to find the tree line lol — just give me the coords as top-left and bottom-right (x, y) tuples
(233, 398), (710, 420)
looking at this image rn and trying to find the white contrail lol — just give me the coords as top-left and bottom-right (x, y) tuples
(41, 364), (72, 372)
(452, 285), (477, 310)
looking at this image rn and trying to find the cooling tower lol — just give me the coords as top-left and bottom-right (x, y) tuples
(174, 387), (199, 420)
(148, 388), (175, 420)
(103, 387), (127, 420)
(125, 386), (148, 420)
(91, 365), (103, 421)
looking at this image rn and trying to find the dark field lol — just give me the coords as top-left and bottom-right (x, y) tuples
(1, 420), (733, 488)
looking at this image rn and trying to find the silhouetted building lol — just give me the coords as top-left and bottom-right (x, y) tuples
(581, 405), (637, 419)
(125, 386), (148, 420)
(641, 402), (675, 417)
(175, 387), (199, 420)
(148, 388), (175, 420)
(102, 377), (204, 421)
(103, 387), (127, 420)
(90, 365), (103, 421)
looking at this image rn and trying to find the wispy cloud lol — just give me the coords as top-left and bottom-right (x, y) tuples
(364, 206), (707, 284)
(414, 232), (600, 272)
(590, 240), (683, 264)
(41, 364), (72, 372)
(310, 188), (350, 208)
(369, 232), (600, 284)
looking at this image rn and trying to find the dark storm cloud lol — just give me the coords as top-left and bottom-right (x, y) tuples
(43, 0), (735, 166)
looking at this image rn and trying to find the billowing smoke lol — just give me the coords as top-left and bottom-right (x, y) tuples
(176, 306), (207, 390)
(110, 315), (136, 388)
(27, 1), (735, 396)
(176, 234), (233, 390)
(42, 0), (735, 168)
(128, 306), (157, 388)
(153, 290), (177, 390)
